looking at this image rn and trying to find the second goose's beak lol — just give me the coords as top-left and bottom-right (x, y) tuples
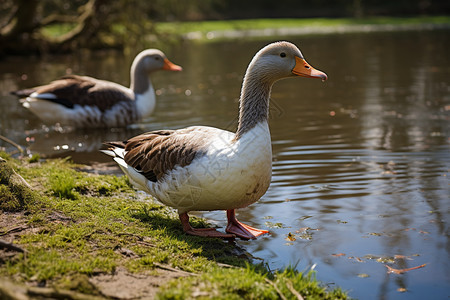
(163, 58), (183, 71)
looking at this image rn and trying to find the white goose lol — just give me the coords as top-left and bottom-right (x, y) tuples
(103, 41), (327, 239)
(12, 49), (182, 128)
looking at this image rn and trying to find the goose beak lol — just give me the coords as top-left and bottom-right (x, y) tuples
(292, 56), (327, 81)
(163, 58), (183, 71)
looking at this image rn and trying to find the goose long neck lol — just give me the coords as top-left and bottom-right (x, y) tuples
(130, 61), (151, 95)
(235, 74), (272, 140)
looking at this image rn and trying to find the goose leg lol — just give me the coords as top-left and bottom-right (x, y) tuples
(179, 213), (235, 238)
(225, 209), (269, 240)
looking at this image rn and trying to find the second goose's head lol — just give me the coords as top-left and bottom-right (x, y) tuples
(132, 49), (182, 76)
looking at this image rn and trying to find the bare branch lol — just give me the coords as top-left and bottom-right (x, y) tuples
(0, 2), (18, 31)
(40, 14), (79, 27)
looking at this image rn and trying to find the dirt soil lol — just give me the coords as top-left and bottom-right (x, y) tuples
(0, 211), (190, 300)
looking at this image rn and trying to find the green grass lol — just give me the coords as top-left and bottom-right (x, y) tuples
(0, 153), (348, 299)
(41, 23), (78, 38)
(156, 16), (450, 37)
(40, 16), (450, 45)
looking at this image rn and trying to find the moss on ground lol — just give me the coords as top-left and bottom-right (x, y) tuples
(0, 152), (348, 299)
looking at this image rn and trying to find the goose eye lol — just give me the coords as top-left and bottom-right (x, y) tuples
(280, 52), (286, 58)
(154, 56), (160, 60)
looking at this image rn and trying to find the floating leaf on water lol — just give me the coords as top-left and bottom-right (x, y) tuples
(397, 287), (407, 293)
(419, 230), (429, 234)
(385, 264), (426, 274)
(346, 256), (364, 262)
(376, 256), (395, 264)
(263, 216), (273, 219)
(337, 220), (348, 224)
(298, 232), (313, 240)
(332, 253), (346, 257)
(363, 254), (380, 260)
(284, 242), (294, 246)
(357, 273), (370, 278)
(368, 232), (383, 236)
(264, 221), (284, 229)
(403, 228), (416, 231)
(394, 255), (413, 260)
(298, 215), (313, 221)
(285, 232), (296, 241)
(296, 227), (310, 232)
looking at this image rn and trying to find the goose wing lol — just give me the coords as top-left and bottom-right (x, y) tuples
(18, 75), (134, 112)
(106, 126), (226, 182)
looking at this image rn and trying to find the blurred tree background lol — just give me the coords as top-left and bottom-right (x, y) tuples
(0, 0), (448, 55)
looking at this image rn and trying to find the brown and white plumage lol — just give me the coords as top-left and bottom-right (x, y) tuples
(12, 49), (182, 128)
(103, 41), (327, 239)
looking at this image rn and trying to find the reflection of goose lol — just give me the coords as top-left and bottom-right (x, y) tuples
(12, 49), (182, 128)
(103, 41), (327, 239)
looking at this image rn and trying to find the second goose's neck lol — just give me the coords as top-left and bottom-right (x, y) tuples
(235, 75), (272, 140)
(130, 63), (151, 95)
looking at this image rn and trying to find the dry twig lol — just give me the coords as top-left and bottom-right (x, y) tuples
(264, 278), (287, 300)
(286, 279), (304, 300)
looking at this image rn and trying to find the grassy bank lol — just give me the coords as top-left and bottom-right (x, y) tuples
(156, 16), (450, 41)
(41, 16), (450, 46)
(0, 152), (348, 299)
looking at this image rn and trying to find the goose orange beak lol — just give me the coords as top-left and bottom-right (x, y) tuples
(292, 56), (327, 81)
(163, 58), (183, 71)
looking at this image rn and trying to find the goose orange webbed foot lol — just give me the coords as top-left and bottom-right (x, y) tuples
(225, 209), (269, 240)
(179, 213), (235, 239)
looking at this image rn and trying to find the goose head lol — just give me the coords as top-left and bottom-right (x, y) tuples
(130, 49), (182, 94)
(236, 41), (327, 138)
(245, 41), (327, 85)
(132, 49), (182, 75)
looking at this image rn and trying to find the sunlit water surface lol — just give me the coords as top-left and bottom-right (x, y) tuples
(1, 30), (449, 300)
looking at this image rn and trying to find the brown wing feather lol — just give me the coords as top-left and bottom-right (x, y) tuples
(32, 75), (134, 112)
(109, 127), (222, 182)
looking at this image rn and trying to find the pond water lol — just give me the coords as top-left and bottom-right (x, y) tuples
(1, 30), (449, 299)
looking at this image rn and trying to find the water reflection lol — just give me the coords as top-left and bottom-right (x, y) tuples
(1, 30), (449, 299)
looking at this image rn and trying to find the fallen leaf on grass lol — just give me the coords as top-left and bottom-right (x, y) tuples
(385, 264), (426, 274)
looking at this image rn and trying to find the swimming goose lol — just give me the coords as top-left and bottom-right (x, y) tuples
(103, 41), (327, 239)
(12, 49), (182, 128)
